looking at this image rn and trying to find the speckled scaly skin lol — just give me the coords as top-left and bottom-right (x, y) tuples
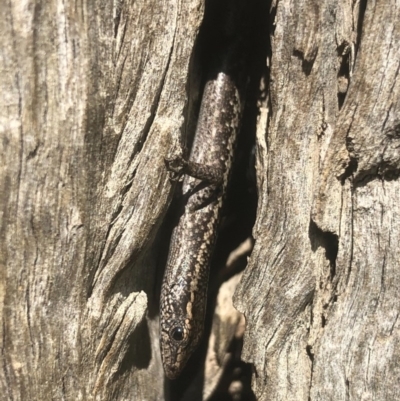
(160, 72), (243, 379)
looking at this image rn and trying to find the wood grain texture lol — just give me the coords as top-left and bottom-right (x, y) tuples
(1, 0), (399, 400)
(234, 1), (400, 400)
(1, 0), (203, 400)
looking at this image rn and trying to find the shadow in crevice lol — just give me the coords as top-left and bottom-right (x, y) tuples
(356, 0), (368, 47)
(162, 0), (269, 398)
(292, 48), (318, 76)
(336, 42), (351, 109)
(309, 219), (338, 280)
(207, 337), (256, 401)
(122, 318), (152, 372)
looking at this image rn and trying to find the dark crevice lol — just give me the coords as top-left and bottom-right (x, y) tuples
(270, 5), (277, 36)
(336, 42), (351, 109)
(352, 163), (400, 187)
(292, 49), (318, 76)
(338, 155), (358, 184)
(325, 231), (339, 279)
(27, 142), (40, 160)
(356, 0), (367, 47)
(113, 1), (123, 38)
(380, 168), (400, 182)
(207, 337), (256, 401)
(160, 0), (268, 398)
(306, 345), (314, 401)
(306, 345), (314, 362)
(346, 120), (400, 185)
(354, 168), (400, 187)
(25, 286), (33, 349)
(309, 220), (338, 281)
(381, 107), (394, 134)
(122, 318), (151, 371)
(353, 168), (379, 187)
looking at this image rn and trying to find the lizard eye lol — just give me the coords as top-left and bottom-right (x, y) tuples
(170, 326), (185, 342)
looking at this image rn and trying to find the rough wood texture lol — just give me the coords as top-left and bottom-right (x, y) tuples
(1, 0), (399, 400)
(234, 1), (400, 400)
(1, 0), (203, 399)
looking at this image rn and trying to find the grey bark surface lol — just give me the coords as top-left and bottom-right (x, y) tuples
(1, 1), (399, 401)
(234, 1), (400, 401)
(1, 0), (203, 400)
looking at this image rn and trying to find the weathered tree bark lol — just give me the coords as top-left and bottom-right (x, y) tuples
(1, 0), (203, 399)
(234, 1), (400, 400)
(1, 0), (399, 401)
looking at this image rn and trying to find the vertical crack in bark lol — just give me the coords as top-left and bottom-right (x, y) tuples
(306, 344), (314, 401)
(338, 110), (359, 184)
(355, 0), (368, 47)
(308, 219), (338, 280)
(113, 0), (123, 39)
(162, 0), (263, 396)
(1, 320), (12, 401)
(336, 42), (352, 109)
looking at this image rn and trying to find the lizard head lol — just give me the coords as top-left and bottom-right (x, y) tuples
(159, 319), (201, 379)
(159, 284), (206, 379)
